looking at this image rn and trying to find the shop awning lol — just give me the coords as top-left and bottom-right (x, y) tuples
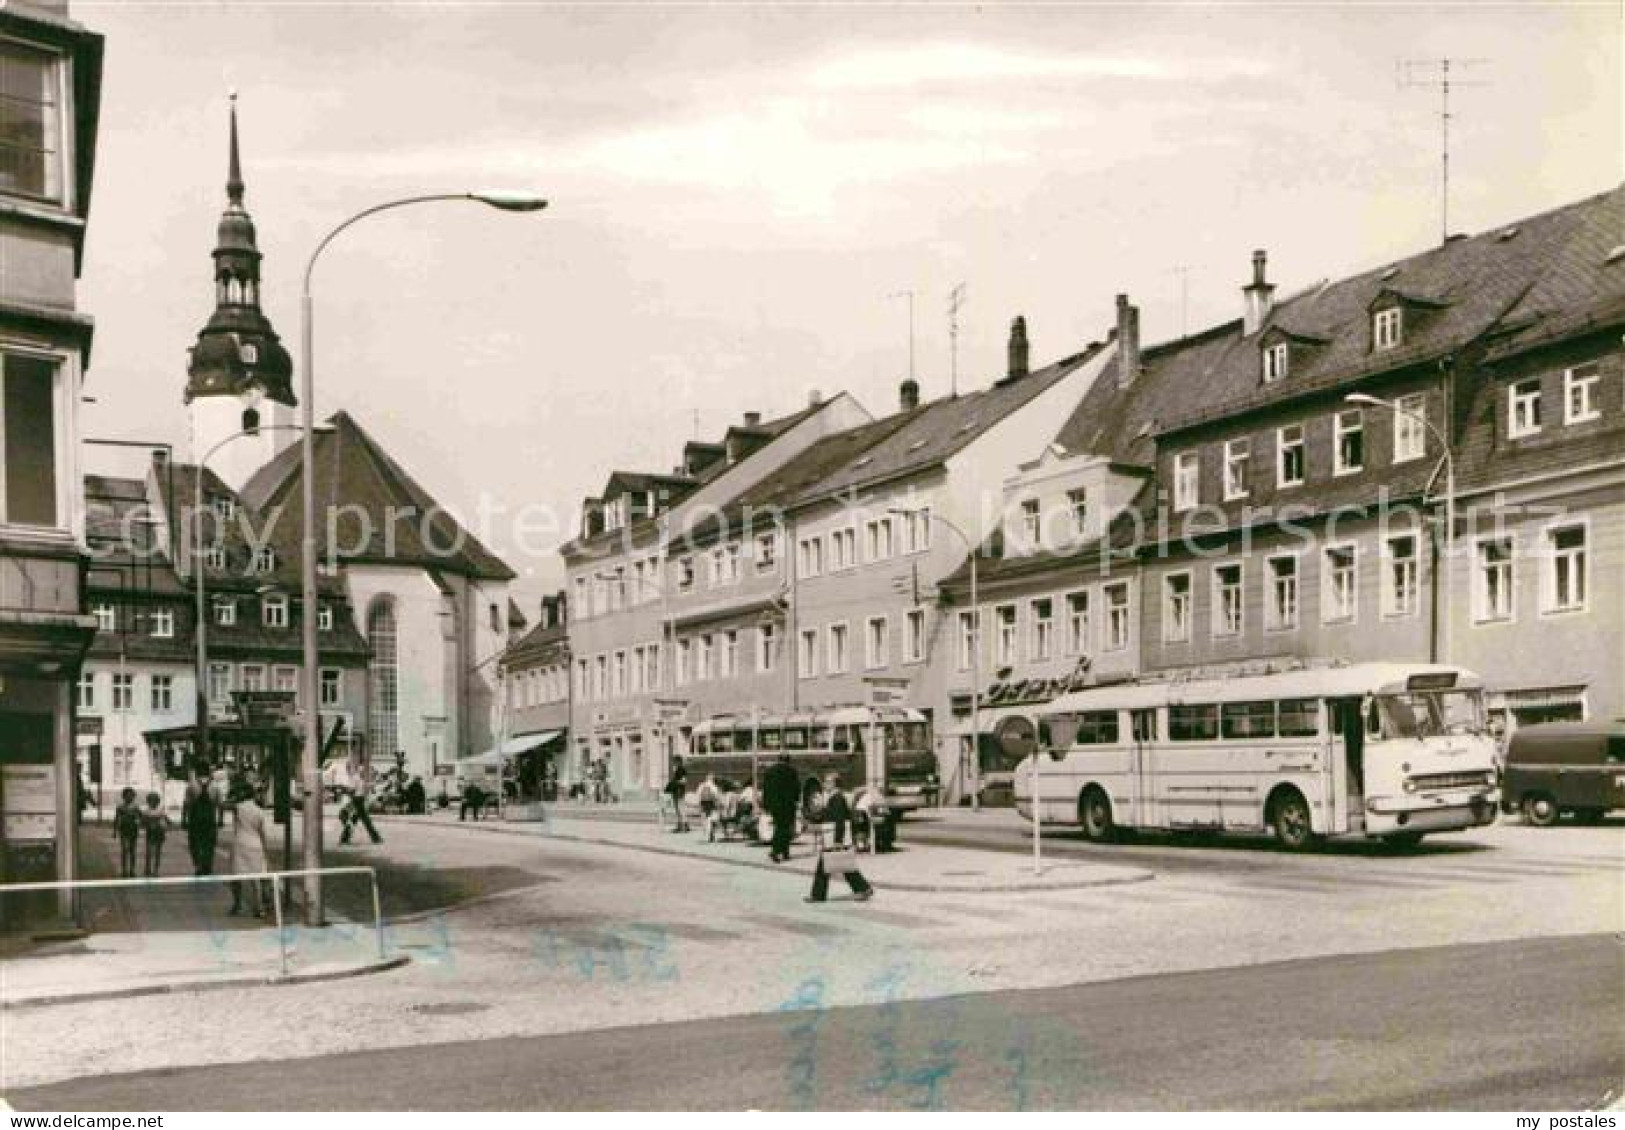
(458, 730), (564, 766)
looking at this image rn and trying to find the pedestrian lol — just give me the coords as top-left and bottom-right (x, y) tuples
(665, 756), (690, 832)
(340, 785), (383, 844)
(183, 767), (218, 876)
(405, 775), (427, 815)
(141, 791), (170, 877)
(226, 777), (271, 918)
(806, 774), (873, 903)
(460, 780), (487, 821)
(697, 773), (722, 841)
(112, 787), (142, 879)
(853, 787), (895, 853)
(762, 752), (800, 863)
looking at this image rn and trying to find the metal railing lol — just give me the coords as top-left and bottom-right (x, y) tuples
(1, 865), (383, 979)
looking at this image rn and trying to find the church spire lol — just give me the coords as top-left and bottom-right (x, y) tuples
(226, 90), (244, 207)
(184, 92), (294, 408)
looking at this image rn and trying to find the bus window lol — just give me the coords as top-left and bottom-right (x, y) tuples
(1169, 704), (1219, 742)
(1221, 701), (1275, 740)
(884, 721), (929, 752)
(760, 728), (783, 751)
(784, 726), (809, 750)
(849, 726), (866, 754)
(1278, 699), (1319, 737)
(713, 731), (735, 752)
(1040, 713), (1080, 748)
(810, 725), (831, 751)
(693, 733), (710, 754)
(832, 726), (851, 753)
(734, 729), (755, 752)
(1075, 710), (1120, 745)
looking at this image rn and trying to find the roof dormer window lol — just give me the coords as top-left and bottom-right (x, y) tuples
(1262, 342), (1289, 383)
(1372, 306), (1403, 351)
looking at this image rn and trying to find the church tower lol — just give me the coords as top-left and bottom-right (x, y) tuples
(185, 95), (296, 490)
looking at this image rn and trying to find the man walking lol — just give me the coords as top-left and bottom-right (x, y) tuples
(664, 755), (690, 832)
(183, 766), (218, 876)
(762, 752), (799, 863)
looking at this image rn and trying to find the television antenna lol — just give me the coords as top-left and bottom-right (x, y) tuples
(1398, 57), (1492, 242)
(946, 282), (967, 397)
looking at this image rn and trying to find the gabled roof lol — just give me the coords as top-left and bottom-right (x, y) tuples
(240, 410), (516, 581)
(1054, 184), (1625, 459)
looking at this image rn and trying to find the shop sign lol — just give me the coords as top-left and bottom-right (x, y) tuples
(76, 717), (104, 737)
(983, 656), (1093, 708)
(2, 764), (56, 813)
(864, 677), (911, 707)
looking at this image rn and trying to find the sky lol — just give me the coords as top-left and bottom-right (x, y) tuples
(74, 1), (1621, 613)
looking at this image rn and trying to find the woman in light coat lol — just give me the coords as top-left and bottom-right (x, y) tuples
(227, 777), (272, 918)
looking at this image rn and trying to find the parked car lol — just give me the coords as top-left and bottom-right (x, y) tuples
(1501, 720), (1625, 826)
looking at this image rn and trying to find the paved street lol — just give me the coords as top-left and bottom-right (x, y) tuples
(12, 933), (1620, 1110)
(3, 814), (1619, 1107)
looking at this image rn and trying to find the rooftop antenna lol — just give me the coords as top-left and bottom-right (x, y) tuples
(888, 290), (916, 385)
(946, 282), (966, 397)
(1398, 57), (1491, 242)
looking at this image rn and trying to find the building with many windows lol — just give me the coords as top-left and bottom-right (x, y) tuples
(0, 0), (103, 896)
(78, 461), (370, 804)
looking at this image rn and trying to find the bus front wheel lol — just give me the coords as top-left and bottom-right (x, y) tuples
(1079, 787), (1116, 843)
(1269, 788), (1319, 851)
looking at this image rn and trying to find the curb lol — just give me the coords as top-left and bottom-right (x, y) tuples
(379, 815), (1155, 894)
(2, 953), (411, 1012)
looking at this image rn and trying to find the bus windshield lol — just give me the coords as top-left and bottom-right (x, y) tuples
(1370, 689), (1485, 740)
(884, 721), (930, 753)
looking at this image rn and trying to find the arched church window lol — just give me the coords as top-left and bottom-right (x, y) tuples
(367, 596), (400, 765)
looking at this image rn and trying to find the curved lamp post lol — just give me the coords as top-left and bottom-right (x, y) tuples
(299, 191), (547, 924)
(1345, 393), (1455, 666)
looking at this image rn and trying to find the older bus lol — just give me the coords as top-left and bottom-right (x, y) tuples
(686, 706), (938, 811)
(1012, 663), (1500, 849)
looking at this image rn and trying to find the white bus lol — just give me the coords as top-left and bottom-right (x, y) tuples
(1012, 663), (1501, 849)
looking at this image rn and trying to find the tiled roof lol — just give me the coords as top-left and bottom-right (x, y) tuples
(503, 619), (569, 669)
(240, 410), (516, 581)
(717, 351), (1098, 528)
(1055, 184), (1624, 464)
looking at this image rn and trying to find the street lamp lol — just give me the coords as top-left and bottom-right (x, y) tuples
(1345, 393), (1455, 665)
(299, 190), (547, 924)
(191, 423), (327, 793)
(887, 507), (982, 816)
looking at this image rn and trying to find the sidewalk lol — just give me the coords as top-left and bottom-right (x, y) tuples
(0, 819), (407, 1010)
(383, 806), (1151, 893)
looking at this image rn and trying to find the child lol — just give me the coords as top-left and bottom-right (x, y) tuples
(697, 774), (721, 841)
(141, 792), (170, 877)
(112, 787), (142, 878)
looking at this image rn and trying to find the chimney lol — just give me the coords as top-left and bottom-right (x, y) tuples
(1115, 294), (1140, 390)
(1007, 316), (1029, 381)
(899, 378), (920, 412)
(807, 388), (822, 408)
(1243, 248), (1275, 336)
(743, 411), (761, 428)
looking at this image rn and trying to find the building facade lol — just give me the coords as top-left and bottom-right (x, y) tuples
(562, 392), (871, 795)
(0, 0), (103, 899)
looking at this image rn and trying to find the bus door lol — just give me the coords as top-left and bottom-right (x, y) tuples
(1129, 708), (1158, 827)
(1329, 697), (1366, 832)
